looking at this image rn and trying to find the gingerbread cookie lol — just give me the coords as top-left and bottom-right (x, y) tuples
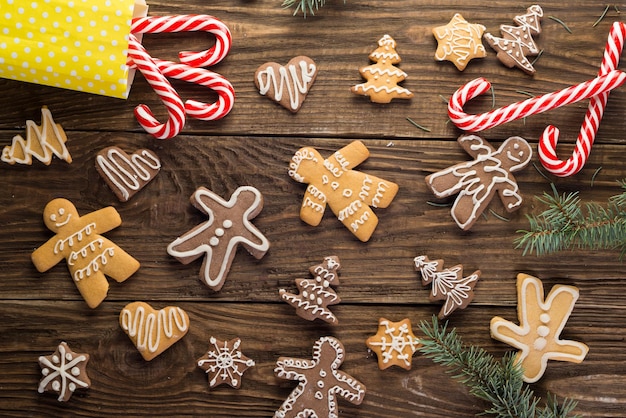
(197, 336), (255, 389)
(119, 301), (190, 361)
(95, 146), (161, 202)
(2, 106), (71, 165)
(274, 336), (366, 417)
(38, 342), (91, 402)
(255, 56), (317, 112)
(351, 34), (413, 103)
(425, 134), (532, 230)
(485, 5), (544, 75)
(414, 255), (480, 319)
(366, 318), (421, 370)
(279, 256), (341, 324)
(167, 186), (270, 291)
(490, 273), (589, 383)
(31, 198), (140, 308)
(288, 140), (398, 242)
(433, 14), (487, 71)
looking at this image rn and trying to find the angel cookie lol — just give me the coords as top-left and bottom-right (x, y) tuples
(32, 198), (139, 308)
(490, 273), (589, 383)
(289, 140), (398, 242)
(167, 186), (270, 291)
(425, 134), (532, 230)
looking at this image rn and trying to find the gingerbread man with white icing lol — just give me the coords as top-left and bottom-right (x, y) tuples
(425, 134), (532, 230)
(32, 198), (139, 308)
(289, 140), (398, 242)
(274, 336), (366, 418)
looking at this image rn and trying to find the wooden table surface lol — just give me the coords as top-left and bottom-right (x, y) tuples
(1, 1), (625, 416)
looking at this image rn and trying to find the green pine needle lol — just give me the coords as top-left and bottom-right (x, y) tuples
(418, 316), (580, 418)
(515, 181), (626, 258)
(282, 0), (345, 17)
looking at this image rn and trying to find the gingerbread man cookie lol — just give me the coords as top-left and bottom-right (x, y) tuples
(414, 255), (480, 319)
(490, 273), (589, 383)
(274, 336), (366, 418)
(31, 198), (140, 308)
(38, 342), (91, 402)
(279, 256), (342, 324)
(289, 140), (398, 242)
(351, 34), (414, 103)
(433, 14), (487, 71)
(366, 318), (422, 370)
(197, 336), (255, 389)
(167, 186), (270, 291)
(425, 134), (532, 230)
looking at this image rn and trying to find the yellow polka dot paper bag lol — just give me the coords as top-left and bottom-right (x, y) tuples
(0, 0), (148, 99)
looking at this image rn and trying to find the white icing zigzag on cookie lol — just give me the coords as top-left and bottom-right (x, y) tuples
(96, 147), (161, 202)
(2, 107), (71, 165)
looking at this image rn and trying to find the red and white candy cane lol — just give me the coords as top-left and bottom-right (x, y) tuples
(152, 59), (235, 121)
(448, 70), (626, 132)
(131, 14), (232, 68)
(538, 22), (626, 176)
(127, 34), (186, 140)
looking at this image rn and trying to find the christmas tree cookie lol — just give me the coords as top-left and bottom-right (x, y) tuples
(351, 34), (413, 103)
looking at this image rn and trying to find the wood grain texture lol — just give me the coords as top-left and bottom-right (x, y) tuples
(1, 1), (625, 416)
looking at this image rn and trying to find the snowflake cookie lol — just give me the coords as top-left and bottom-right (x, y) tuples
(414, 255), (480, 319)
(274, 336), (366, 418)
(279, 256), (342, 324)
(366, 318), (422, 370)
(167, 186), (270, 291)
(38, 342), (91, 402)
(490, 273), (589, 383)
(197, 336), (255, 389)
(289, 140), (398, 242)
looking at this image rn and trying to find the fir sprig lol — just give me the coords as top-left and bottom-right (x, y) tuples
(282, 0), (345, 17)
(515, 181), (626, 258)
(418, 317), (580, 418)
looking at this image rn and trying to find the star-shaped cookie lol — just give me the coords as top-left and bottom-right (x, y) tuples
(433, 14), (487, 71)
(197, 336), (255, 389)
(38, 342), (91, 402)
(167, 186), (270, 291)
(490, 273), (589, 383)
(366, 318), (422, 370)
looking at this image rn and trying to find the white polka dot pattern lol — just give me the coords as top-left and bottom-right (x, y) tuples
(0, 0), (138, 98)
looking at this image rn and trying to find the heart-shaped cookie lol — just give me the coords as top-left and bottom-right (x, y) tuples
(255, 56), (317, 112)
(96, 146), (161, 202)
(119, 302), (189, 361)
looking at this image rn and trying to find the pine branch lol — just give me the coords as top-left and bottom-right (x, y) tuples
(515, 181), (626, 258)
(418, 316), (580, 418)
(282, 0), (345, 17)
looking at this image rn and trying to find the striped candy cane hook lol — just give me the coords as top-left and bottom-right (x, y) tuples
(131, 15), (232, 68)
(127, 34), (186, 140)
(538, 22), (626, 176)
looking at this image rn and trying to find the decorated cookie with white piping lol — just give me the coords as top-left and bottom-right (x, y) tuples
(38, 342), (91, 402)
(490, 273), (589, 383)
(351, 34), (413, 103)
(425, 134), (532, 230)
(167, 186), (270, 291)
(120, 301), (189, 361)
(255, 56), (317, 112)
(95, 146), (161, 202)
(31, 198), (140, 308)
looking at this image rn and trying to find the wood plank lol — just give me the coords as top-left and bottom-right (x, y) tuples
(0, 301), (625, 417)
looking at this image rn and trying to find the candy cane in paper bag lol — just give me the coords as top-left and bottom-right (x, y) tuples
(127, 14), (234, 139)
